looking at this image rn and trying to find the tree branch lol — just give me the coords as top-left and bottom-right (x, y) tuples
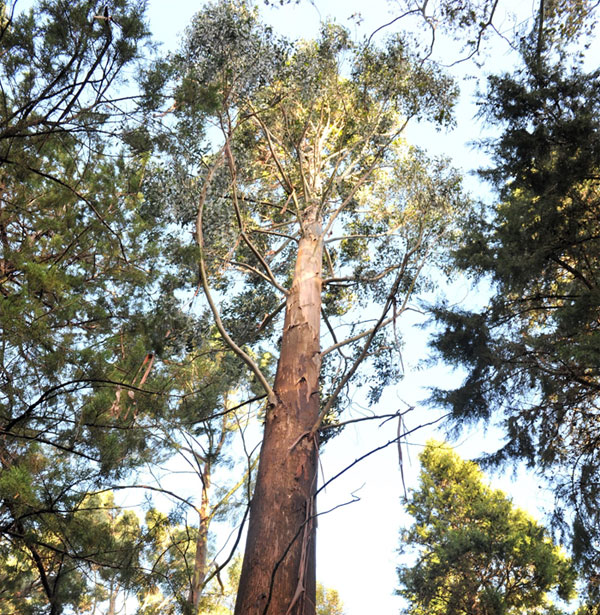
(195, 145), (276, 406)
(223, 130), (289, 296)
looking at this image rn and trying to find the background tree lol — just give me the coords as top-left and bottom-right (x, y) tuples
(0, 489), (144, 615)
(398, 441), (576, 615)
(368, 0), (598, 65)
(316, 583), (345, 615)
(134, 382), (261, 615)
(0, 1), (254, 611)
(428, 14), (600, 596)
(0, 1), (166, 611)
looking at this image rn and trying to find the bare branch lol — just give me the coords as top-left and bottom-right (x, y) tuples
(323, 261), (406, 287)
(325, 225), (404, 243)
(315, 412), (451, 496)
(223, 129), (289, 296)
(227, 258), (286, 289)
(319, 408), (411, 432)
(366, 8), (424, 46)
(320, 314), (397, 358)
(321, 307), (347, 359)
(312, 228), (433, 432)
(257, 300), (286, 334)
(195, 145), (276, 406)
(250, 108), (295, 195)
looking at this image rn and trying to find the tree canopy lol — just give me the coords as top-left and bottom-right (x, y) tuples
(0, 1), (255, 611)
(428, 27), (600, 592)
(0, 1), (164, 611)
(398, 441), (576, 615)
(2, 0), (600, 613)
(145, 2), (465, 611)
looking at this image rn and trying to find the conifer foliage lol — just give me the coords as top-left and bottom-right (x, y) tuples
(429, 36), (600, 588)
(0, 1), (198, 611)
(398, 442), (576, 614)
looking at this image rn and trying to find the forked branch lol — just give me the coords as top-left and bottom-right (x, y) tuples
(195, 145), (276, 406)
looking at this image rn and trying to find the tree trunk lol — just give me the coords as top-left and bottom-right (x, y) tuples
(234, 221), (323, 615)
(107, 581), (118, 615)
(189, 465), (211, 612)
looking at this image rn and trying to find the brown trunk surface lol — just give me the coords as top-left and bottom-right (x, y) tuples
(234, 222), (323, 615)
(107, 584), (118, 615)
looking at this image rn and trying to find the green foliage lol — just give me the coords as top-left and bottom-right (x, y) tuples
(380, 0), (598, 65)
(0, 1), (255, 612)
(137, 513), (242, 615)
(135, 523), (345, 615)
(316, 582), (345, 615)
(398, 441), (576, 615)
(150, 0), (465, 430)
(0, 488), (145, 615)
(355, 37), (457, 125)
(0, 0), (169, 474)
(429, 41), (600, 585)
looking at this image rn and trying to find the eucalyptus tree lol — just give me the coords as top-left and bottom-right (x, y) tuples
(398, 442), (576, 615)
(150, 2), (465, 613)
(136, 380), (260, 615)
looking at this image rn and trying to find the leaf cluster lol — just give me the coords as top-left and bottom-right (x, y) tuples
(0, 2), (257, 612)
(429, 51), (600, 586)
(398, 442), (576, 615)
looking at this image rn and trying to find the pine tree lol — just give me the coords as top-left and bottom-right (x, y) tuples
(0, 2), (230, 610)
(428, 22), (600, 589)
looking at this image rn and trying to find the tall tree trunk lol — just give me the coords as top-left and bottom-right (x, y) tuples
(189, 466), (211, 612)
(107, 580), (119, 615)
(234, 221), (323, 615)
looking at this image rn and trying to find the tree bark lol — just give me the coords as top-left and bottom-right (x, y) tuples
(107, 580), (119, 615)
(234, 220), (323, 615)
(189, 465), (210, 612)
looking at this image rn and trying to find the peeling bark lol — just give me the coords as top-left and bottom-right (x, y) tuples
(234, 222), (323, 615)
